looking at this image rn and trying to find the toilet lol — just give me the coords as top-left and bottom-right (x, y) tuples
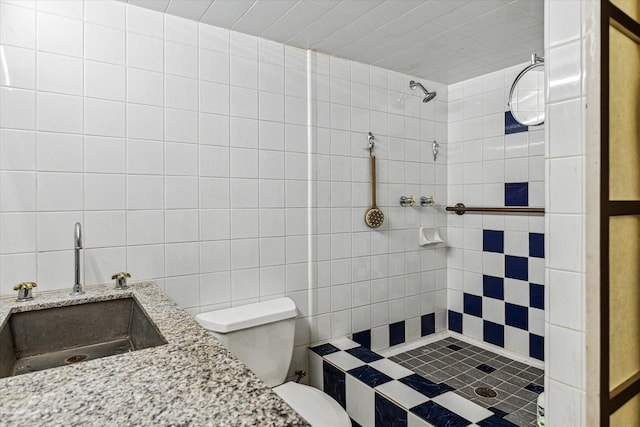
(196, 298), (351, 427)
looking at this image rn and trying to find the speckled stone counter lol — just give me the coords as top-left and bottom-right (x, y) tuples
(0, 282), (310, 426)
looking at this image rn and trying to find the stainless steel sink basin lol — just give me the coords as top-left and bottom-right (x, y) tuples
(0, 297), (167, 378)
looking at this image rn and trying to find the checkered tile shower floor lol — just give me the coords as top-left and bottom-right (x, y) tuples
(309, 336), (543, 427)
(389, 336), (543, 426)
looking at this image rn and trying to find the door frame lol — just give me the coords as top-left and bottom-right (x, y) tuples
(599, 1), (640, 424)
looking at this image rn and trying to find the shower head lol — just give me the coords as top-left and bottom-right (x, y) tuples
(409, 80), (437, 103)
(422, 91), (437, 103)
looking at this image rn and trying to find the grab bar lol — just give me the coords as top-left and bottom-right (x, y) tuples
(446, 203), (545, 215)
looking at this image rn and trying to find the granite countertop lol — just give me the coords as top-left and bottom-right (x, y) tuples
(0, 282), (309, 426)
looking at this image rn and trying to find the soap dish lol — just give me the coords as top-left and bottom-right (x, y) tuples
(419, 227), (444, 246)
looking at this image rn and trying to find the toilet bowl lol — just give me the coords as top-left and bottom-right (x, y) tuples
(273, 382), (350, 427)
(196, 298), (350, 427)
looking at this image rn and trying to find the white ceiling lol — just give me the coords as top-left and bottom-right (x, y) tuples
(122, 0), (543, 84)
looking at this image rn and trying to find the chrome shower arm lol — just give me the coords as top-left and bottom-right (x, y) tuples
(409, 80), (428, 94)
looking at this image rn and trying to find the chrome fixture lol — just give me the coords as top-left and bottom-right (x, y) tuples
(368, 132), (375, 157)
(420, 196), (435, 207)
(509, 55), (544, 104)
(400, 195), (415, 207)
(401, 195), (435, 207)
(409, 80), (437, 103)
(13, 282), (37, 302)
(71, 222), (84, 296)
(112, 272), (131, 290)
(508, 53), (545, 126)
(432, 141), (440, 162)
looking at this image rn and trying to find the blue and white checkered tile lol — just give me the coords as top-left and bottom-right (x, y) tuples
(309, 339), (518, 427)
(449, 230), (545, 361)
(351, 313), (438, 352)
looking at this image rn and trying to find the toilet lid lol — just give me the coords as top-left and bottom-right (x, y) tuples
(273, 382), (351, 427)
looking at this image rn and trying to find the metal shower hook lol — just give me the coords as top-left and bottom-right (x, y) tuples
(432, 141), (440, 162)
(368, 132), (375, 157)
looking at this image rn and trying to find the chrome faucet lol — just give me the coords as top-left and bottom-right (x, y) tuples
(71, 222), (84, 295)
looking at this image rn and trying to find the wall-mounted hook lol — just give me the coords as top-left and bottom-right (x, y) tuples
(432, 141), (440, 162)
(400, 195), (415, 207)
(420, 196), (435, 207)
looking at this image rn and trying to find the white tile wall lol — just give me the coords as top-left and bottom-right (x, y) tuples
(447, 63), (546, 362)
(544, 0), (593, 425)
(0, 0), (448, 377)
(309, 51), (449, 352)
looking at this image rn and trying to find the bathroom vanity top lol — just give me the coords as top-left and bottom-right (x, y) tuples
(0, 282), (309, 426)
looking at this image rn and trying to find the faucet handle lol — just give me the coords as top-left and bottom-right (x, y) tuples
(400, 195), (415, 207)
(112, 272), (131, 290)
(14, 282), (37, 301)
(13, 281), (37, 290)
(420, 195), (435, 207)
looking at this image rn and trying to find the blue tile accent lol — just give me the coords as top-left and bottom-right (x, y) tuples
(529, 233), (544, 258)
(310, 343), (340, 356)
(505, 111), (528, 134)
(375, 392), (407, 427)
(530, 333), (544, 361)
(352, 330), (371, 349)
(421, 313), (435, 336)
(448, 310), (463, 333)
(447, 344), (463, 351)
(476, 363), (496, 374)
(351, 418), (363, 427)
(483, 275), (505, 300)
(483, 320), (504, 347)
(346, 346), (384, 363)
(530, 283), (544, 309)
(323, 360), (346, 408)
(526, 383), (544, 394)
(483, 230), (504, 253)
(505, 255), (528, 281)
(478, 415), (519, 427)
(389, 321), (406, 347)
(410, 400), (471, 427)
(505, 303), (529, 330)
(399, 374), (453, 398)
(505, 182), (529, 207)
(348, 365), (393, 388)
(463, 293), (482, 317)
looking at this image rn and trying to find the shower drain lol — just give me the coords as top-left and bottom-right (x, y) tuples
(474, 387), (498, 398)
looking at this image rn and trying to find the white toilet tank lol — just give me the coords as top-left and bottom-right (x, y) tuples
(195, 298), (298, 387)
